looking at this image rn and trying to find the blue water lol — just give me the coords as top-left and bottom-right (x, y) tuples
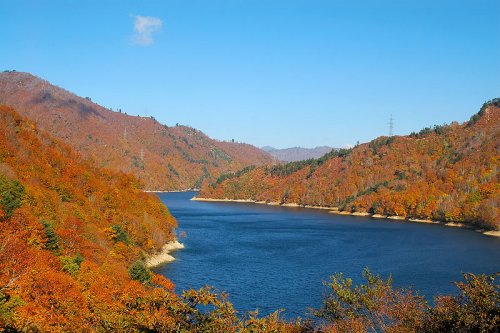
(155, 191), (500, 318)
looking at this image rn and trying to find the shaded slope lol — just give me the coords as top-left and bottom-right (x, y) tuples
(0, 72), (273, 190)
(200, 101), (500, 230)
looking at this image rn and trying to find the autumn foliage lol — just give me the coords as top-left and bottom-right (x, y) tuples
(0, 105), (499, 332)
(0, 105), (178, 331)
(201, 101), (500, 230)
(0, 72), (274, 191)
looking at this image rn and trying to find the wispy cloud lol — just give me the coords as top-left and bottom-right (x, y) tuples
(131, 15), (163, 46)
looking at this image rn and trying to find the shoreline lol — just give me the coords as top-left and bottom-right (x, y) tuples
(143, 189), (199, 193)
(145, 240), (185, 268)
(191, 197), (499, 237)
(191, 197), (340, 211)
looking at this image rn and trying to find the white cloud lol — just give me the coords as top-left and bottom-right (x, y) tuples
(131, 15), (163, 46)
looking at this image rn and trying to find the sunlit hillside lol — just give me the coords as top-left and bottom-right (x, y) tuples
(0, 72), (274, 190)
(200, 100), (500, 230)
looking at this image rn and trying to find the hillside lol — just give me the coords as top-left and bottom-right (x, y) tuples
(0, 105), (180, 330)
(0, 72), (273, 190)
(200, 100), (500, 230)
(262, 146), (336, 162)
(1, 106), (498, 332)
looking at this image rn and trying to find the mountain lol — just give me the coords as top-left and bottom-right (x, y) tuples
(262, 146), (336, 162)
(0, 72), (273, 190)
(0, 106), (498, 332)
(199, 100), (500, 230)
(0, 105), (180, 330)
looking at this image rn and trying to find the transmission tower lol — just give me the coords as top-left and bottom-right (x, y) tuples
(389, 114), (394, 137)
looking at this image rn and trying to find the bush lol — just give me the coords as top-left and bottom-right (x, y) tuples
(314, 268), (427, 332)
(424, 272), (500, 332)
(128, 260), (152, 284)
(60, 254), (84, 276)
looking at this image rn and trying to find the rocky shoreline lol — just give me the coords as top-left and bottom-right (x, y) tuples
(191, 197), (499, 237)
(145, 240), (185, 268)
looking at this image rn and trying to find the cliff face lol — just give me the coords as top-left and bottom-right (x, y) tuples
(200, 101), (500, 230)
(0, 72), (273, 190)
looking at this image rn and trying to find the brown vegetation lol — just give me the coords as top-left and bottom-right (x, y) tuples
(0, 72), (273, 190)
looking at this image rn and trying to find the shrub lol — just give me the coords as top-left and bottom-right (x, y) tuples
(128, 260), (152, 284)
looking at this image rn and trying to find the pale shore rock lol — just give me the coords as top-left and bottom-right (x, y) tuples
(371, 214), (388, 218)
(445, 222), (465, 228)
(408, 218), (439, 224)
(304, 205), (338, 211)
(191, 197), (231, 202)
(145, 240), (185, 268)
(144, 189), (199, 193)
(483, 230), (500, 237)
(192, 197), (340, 211)
(387, 215), (405, 220)
(351, 212), (371, 216)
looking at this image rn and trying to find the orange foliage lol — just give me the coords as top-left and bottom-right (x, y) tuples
(0, 105), (177, 331)
(0, 72), (273, 190)
(201, 104), (500, 230)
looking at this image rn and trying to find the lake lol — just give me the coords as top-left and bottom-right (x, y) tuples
(154, 191), (500, 318)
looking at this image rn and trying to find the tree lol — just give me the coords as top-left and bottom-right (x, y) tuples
(0, 176), (25, 220)
(314, 268), (427, 332)
(128, 260), (152, 284)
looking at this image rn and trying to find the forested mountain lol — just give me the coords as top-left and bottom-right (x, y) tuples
(200, 100), (500, 230)
(0, 72), (273, 190)
(1, 106), (497, 333)
(0, 105), (179, 330)
(262, 146), (336, 162)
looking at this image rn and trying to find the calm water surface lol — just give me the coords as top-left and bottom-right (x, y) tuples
(155, 192), (500, 318)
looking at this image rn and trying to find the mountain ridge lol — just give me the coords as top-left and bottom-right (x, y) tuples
(0, 71), (274, 190)
(200, 100), (500, 230)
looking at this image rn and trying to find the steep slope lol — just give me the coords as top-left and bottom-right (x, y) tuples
(0, 105), (180, 330)
(262, 146), (336, 162)
(200, 100), (500, 230)
(0, 72), (273, 190)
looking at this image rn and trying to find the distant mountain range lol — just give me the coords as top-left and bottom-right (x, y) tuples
(262, 146), (336, 162)
(0, 72), (274, 190)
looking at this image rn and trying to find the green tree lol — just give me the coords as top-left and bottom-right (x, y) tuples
(111, 225), (130, 245)
(128, 260), (152, 284)
(41, 220), (60, 252)
(0, 175), (25, 220)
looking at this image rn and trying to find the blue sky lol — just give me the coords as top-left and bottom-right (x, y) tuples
(1, 0), (499, 148)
